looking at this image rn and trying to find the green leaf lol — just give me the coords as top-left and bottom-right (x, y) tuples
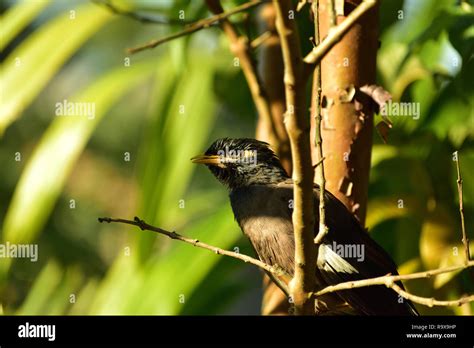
(2, 61), (155, 245)
(422, 58), (474, 146)
(0, 0), (51, 51)
(68, 278), (99, 314)
(419, 205), (457, 270)
(410, 5), (474, 62)
(87, 206), (241, 314)
(180, 245), (256, 315)
(384, 0), (457, 45)
(433, 241), (474, 289)
(0, 3), (113, 134)
(16, 260), (62, 315)
(135, 52), (218, 259)
(366, 196), (426, 230)
(43, 266), (84, 315)
(85, 53), (244, 314)
(371, 144), (399, 168)
(135, 207), (241, 315)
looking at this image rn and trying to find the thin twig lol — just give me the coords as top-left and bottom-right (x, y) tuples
(127, 0), (265, 54)
(206, 0), (279, 150)
(98, 216), (291, 296)
(454, 151), (471, 265)
(311, 0), (329, 246)
(390, 282), (474, 308)
(296, 0), (309, 12)
(250, 31), (272, 49)
(314, 262), (474, 308)
(328, 0), (336, 27)
(273, 0), (316, 315)
(303, 0), (377, 65)
(313, 156), (325, 169)
(313, 261), (474, 297)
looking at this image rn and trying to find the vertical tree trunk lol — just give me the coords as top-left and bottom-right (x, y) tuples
(256, 3), (291, 315)
(256, 4), (292, 174)
(257, 0), (379, 314)
(311, 0), (379, 224)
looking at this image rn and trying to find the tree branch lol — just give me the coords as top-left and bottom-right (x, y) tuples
(98, 216), (291, 296)
(314, 261), (474, 296)
(205, 0), (279, 151)
(273, 0), (316, 315)
(127, 0), (266, 54)
(114, 0), (471, 315)
(303, 0), (377, 66)
(250, 30), (272, 49)
(390, 282), (474, 308)
(327, 0), (336, 28)
(311, 1), (329, 246)
(308, 150), (474, 310)
(255, 3), (293, 315)
(454, 151), (471, 265)
(102, 213), (474, 310)
(313, 261), (474, 307)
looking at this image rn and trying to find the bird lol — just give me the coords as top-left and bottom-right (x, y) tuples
(192, 137), (418, 315)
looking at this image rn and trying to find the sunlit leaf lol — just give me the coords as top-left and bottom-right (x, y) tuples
(133, 208), (240, 315)
(433, 241), (474, 289)
(68, 278), (99, 314)
(366, 196), (423, 230)
(88, 52), (244, 314)
(135, 52), (218, 258)
(419, 205), (457, 270)
(0, 3), (113, 134)
(384, 0), (457, 45)
(16, 260), (62, 315)
(2, 61), (155, 245)
(0, 0), (51, 51)
(423, 58), (474, 146)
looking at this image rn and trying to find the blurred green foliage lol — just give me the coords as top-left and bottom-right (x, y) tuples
(0, 0), (473, 315)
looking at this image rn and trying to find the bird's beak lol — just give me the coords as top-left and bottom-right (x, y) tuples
(191, 154), (222, 166)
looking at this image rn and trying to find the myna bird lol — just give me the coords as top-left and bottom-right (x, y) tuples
(192, 138), (418, 315)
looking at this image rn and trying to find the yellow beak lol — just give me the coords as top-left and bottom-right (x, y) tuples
(191, 154), (222, 166)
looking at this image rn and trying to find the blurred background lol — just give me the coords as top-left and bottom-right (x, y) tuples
(0, 0), (473, 315)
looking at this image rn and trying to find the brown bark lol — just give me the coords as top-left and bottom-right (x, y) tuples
(273, 0), (317, 315)
(205, 0), (279, 150)
(258, 0), (379, 315)
(310, 0), (379, 224)
(257, 0), (378, 315)
(255, 3), (292, 315)
(255, 4), (292, 174)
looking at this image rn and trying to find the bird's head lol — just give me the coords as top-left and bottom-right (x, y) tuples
(192, 138), (289, 190)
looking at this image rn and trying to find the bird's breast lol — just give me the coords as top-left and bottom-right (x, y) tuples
(229, 185), (295, 273)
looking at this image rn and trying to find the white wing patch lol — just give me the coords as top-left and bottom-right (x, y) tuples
(317, 244), (359, 275)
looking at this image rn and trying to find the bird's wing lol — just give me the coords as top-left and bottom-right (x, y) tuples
(276, 180), (418, 315)
(321, 189), (418, 315)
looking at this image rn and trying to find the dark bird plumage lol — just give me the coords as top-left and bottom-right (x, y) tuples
(192, 138), (418, 315)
